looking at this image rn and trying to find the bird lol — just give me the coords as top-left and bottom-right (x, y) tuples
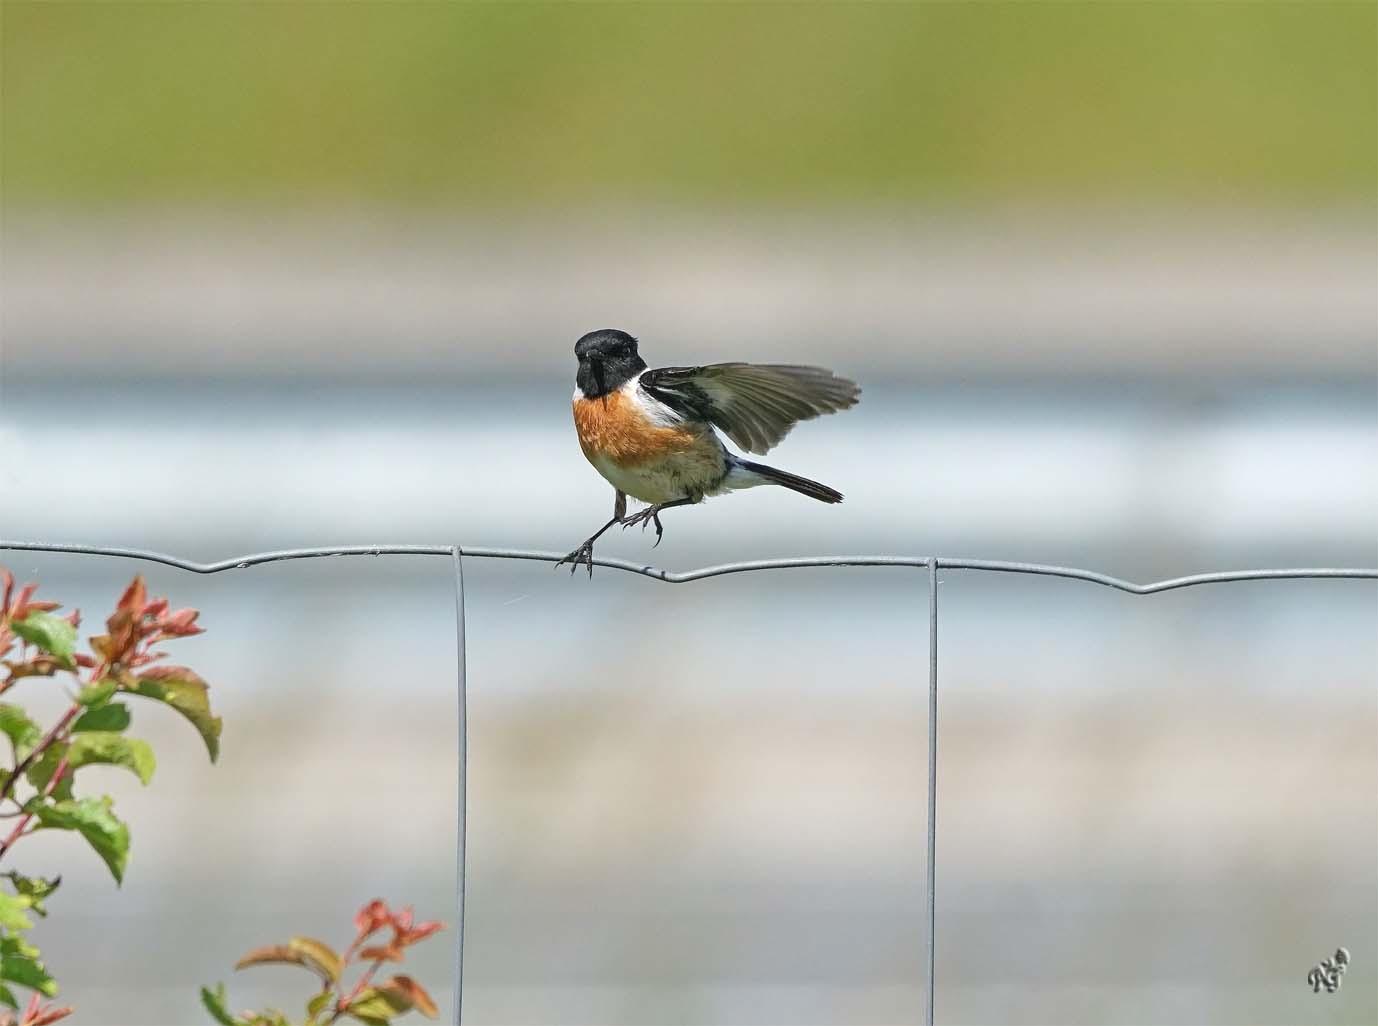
(557, 328), (860, 575)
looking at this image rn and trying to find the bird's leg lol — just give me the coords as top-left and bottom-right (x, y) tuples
(556, 490), (628, 577)
(620, 496), (697, 548)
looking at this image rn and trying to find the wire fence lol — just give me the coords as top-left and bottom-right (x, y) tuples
(2, 538), (1375, 1026)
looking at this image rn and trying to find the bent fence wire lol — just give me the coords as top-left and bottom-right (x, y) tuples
(2, 540), (1375, 1026)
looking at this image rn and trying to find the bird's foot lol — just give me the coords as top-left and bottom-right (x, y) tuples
(620, 505), (667, 547)
(554, 538), (597, 578)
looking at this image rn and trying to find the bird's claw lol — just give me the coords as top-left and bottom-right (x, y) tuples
(555, 541), (596, 578)
(620, 506), (666, 546)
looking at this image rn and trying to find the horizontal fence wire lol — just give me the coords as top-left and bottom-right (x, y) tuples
(2, 540), (1375, 591)
(3, 540), (1375, 1026)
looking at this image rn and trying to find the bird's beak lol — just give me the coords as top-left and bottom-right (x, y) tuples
(590, 356), (605, 392)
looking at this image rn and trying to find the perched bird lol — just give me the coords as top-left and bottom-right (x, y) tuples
(558, 329), (860, 575)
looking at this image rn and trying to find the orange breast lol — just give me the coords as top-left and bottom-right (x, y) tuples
(573, 389), (701, 467)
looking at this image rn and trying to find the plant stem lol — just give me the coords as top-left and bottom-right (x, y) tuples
(0, 753), (70, 859)
(0, 647), (107, 809)
(0, 703), (79, 805)
(0, 707), (79, 862)
(329, 957), (387, 1023)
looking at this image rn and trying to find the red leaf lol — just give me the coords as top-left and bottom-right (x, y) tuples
(354, 899), (392, 937)
(235, 938), (342, 983)
(399, 921), (444, 946)
(9, 584), (39, 620)
(116, 577), (146, 617)
(158, 608), (203, 637)
(102, 608), (138, 663)
(28, 1006), (74, 1026)
(359, 944), (402, 962)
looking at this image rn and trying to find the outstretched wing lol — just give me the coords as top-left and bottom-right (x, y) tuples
(640, 363), (860, 455)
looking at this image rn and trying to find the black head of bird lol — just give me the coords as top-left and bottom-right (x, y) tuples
(574, 329), (647, 399)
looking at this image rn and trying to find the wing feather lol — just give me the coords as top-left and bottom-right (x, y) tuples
(640, 363), (860, 454)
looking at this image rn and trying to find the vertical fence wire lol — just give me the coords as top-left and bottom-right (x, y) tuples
(450, 546), (468, 1025)
(925, 557), (938, 1026)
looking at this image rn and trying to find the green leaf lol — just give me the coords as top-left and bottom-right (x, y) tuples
(125, 667), (221, 763)
(288, 937), (342, 983)
(25, 746), (73, 802)
(0, 894), (32, 933)
(34, 797), (130, 884)
(345, 1012), (390, 1026)
(3, 873), (60, 918)
(9, 613), (76, 670)
(0, 952), (56, 997)
(200, 983), (244, 1026)
(72, 703), (131, 734)
(65, 733), (155, 786)
(344, 999), (392, 1026)
(346, 985), (413, 1025)
(0, 983), (15, 1009)
(75, 680), (118, 707)
(306, 989), (334, 1021)
(1, 932), (39, 960)
(0, 705), (42, 762)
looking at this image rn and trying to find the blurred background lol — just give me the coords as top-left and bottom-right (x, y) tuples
(1, 3), (1375, 1024)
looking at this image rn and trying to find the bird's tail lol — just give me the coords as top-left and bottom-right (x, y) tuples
(735, 459), (843, 504)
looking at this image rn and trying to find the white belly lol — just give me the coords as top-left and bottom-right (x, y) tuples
(591, 447), (727, 505)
